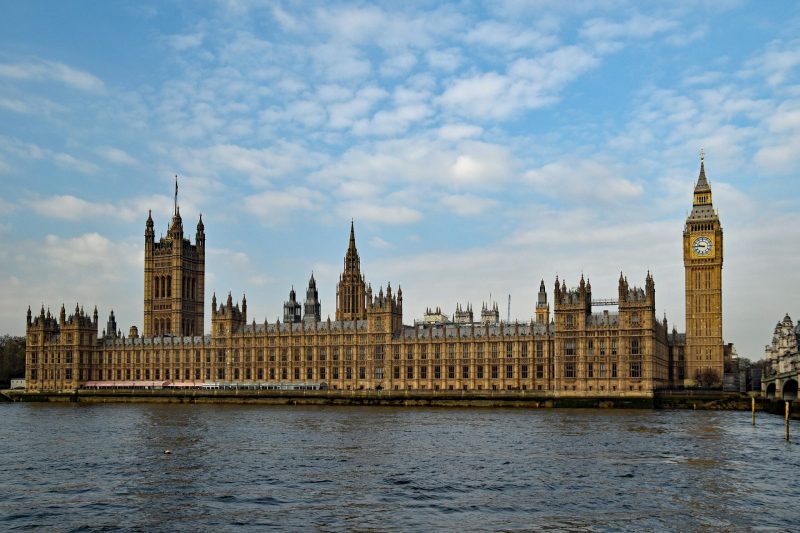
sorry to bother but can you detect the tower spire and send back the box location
[695,149,710,193]
[174,174,179,216]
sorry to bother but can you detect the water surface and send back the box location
[1,404,797,532]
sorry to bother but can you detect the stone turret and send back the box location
[283,287,301,323]
[367,282,403,334]
[303,273,321,322]
[212,291,246,336]
[536,279,549,325]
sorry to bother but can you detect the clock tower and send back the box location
[683,151,724,387]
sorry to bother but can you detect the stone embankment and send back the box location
[6,388,797,416]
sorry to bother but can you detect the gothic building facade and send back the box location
[23,158,725,395]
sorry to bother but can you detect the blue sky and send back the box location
[1,0,799,360]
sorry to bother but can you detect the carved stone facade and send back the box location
[24,158,725,396]
[761,314,800,400]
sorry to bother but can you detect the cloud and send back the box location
[740,38,800,87]
[0,59,104,91]
[0,95,67,115]
[43,232,120,266]
[426,48,462,72]
[352,101,432,136]
[0,137,98,174]
[441,194,498,216]
[524,159,643,204]
[580,14,678,43]
[27,195,115,221]
[337,201,422,225]
[310,136,515,191]
[438,123,483,140]
[244,187,325,226]
[327,85,388,129]
[465,21,557,51]
[173,142,327,185]
[369,236,392,249]
[96,146,138,166]
[439,45,598,119]
[755,102,800,173]
[380,52,417,77]
[24,194,176,223]
[0,196,15,212]
[166,32,205,51]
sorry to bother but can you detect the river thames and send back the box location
[1,404,797,532]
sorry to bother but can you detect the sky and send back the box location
[1,0,798,360]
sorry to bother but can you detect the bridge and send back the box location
[763,370,799,401]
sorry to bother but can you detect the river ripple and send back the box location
[0,404,797,532]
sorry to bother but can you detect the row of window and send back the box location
[32,362,644,383]
[562,362,641,379]
[564,338,641,356]
[38,363,547,383]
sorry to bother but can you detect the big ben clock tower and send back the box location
[683,150,724,387]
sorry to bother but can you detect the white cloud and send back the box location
[23,193,179,223]
[465,21,557,51]
[380,52,417,77]
[524,159,643,204]
[740,39,800,87]
[440,46,598,119]
[43,233,120,266]
[0,137,98,174]
[426,48,462,72]
[311,43,372,81]
[96,146,138,166]
[438,123,483,140]
[369,236,392,249]
[0,59,104,92]
[580,14,678,43]
[173,142,327,185]
[244,187,325,226]
[309,136,515,191]
[442,194,498,216]
[0,196,15,212]
[166,32,205,51]
[0,95,67,115]
[352,101,431,136]
[27,195,114,221]
[337,201,422,225]
[328,85,388,129]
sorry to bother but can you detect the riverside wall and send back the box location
[5,388,793,414]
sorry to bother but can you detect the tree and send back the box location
[0,335,25,388]
[694,367,721,389]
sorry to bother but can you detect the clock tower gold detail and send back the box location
[683,151,724,387]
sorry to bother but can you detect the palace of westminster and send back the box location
[23,157,727,396]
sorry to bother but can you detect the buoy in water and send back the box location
[164,449,172,455]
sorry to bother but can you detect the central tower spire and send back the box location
[336,221,367,321]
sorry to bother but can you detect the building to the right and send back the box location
[761,314,800,400]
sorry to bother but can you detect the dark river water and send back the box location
[1,404,798,532]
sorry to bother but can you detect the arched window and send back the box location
[154,276,159,298]
[166,319,171,334]
[160,276,166,298]
[167,276,172,297]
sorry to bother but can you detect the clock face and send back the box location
[692,236,713,256]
